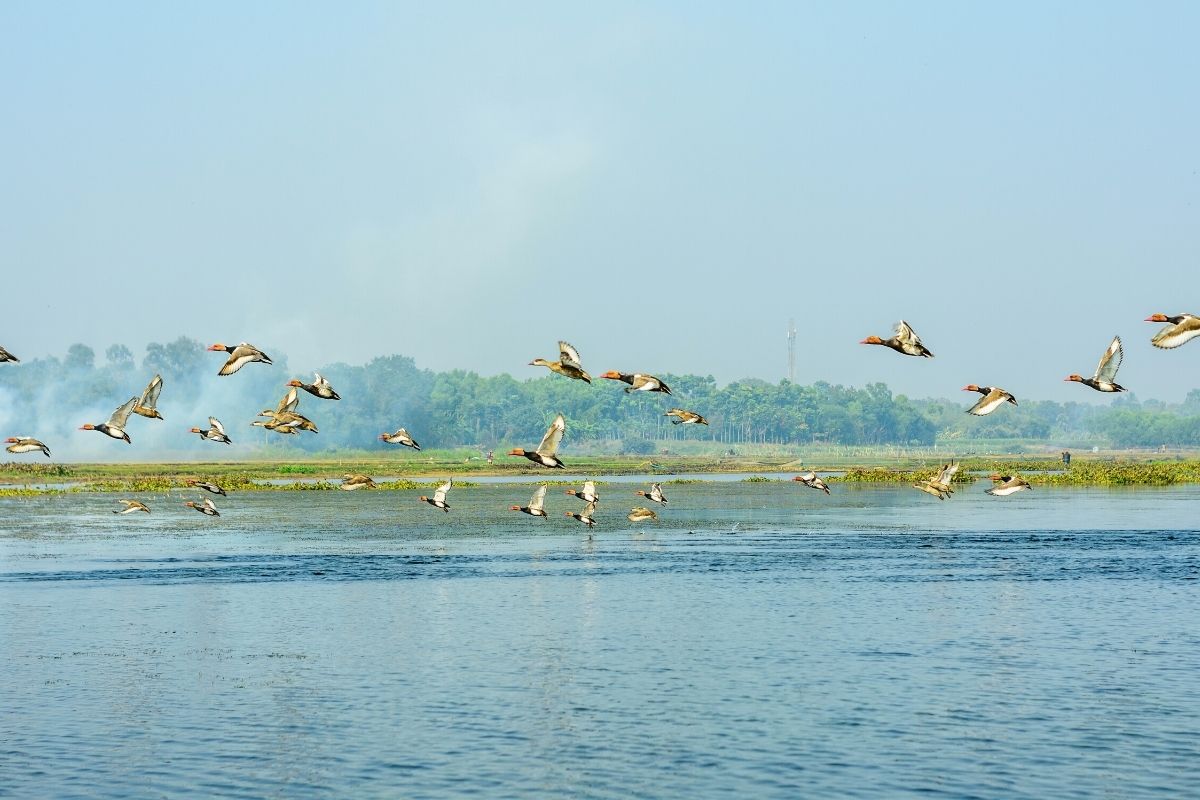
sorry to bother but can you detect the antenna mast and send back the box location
[787,318,797,382]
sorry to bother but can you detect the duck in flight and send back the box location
[530,341,592,383]
[80,397,138,443]
[380,428,421,450]
[1066,337,1126,393]
[628,507,658,523]
[420,479,453,512]
[635,483,667,505]
[565,480,599,504]
[185,497,220,516]
[792,471,830,495]
[508,414,566,468]
[986,474,1032,496]
[600,372,672,394]
[341,473,377,490]
[512,485,549,517]
[113,500,150,514]
[190,417,232,444]
[186,479,227,496]
[209,342,273,376]
[914,462,959,500]
[132,374,164,420]
[566,500,597,529]
[962,385,1018,416]
[1145,313,1200,350]
[664,409,708,425]
[288,373,341,400]
[5,436,51,458]
[861,320,933,358]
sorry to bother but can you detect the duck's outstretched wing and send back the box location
[558,341,583,369]
[277,386,300,414]
[536,414,566,457]
[108,397,138,428]
[433,479,452,504]
[1094,337,1123,383]
[140,374,163,408]
[895,320,922,345]
[529,485,547,513]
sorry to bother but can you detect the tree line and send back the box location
[0,338,1197,454]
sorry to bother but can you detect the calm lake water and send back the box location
[2,482,1198,799]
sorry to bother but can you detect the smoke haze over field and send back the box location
[2,4,1199,404]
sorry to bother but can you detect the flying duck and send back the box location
[80,397,138,443]
[627,507,658,523]
[599,371,672,394]
[664,409,709,425]
[1066,337,1126,393]
[861,320,933,358]
[265,412,318,434]
[635,483,667,505]
[132,374,164,420]
[914,462,959,500]
[792,471,830,495]
[512,485,548,517]
[379,428,421,450]
[0,346,19,363]
[565,480,599,504]
[184,497,220,516]
[209,342,273,376]
[5,436,50,457]
[420,479,453,512]
[530,341,592,383]
[986,474,1032,496]
[1146,313,1200,350]
[341,473,377,490]
[190,417,232,444]
[508,414,566,468]
[186,479,227,496]
[113,499,150,514]
[962,385,1018,416]
[288,373,340,400]
[565,500,597,528]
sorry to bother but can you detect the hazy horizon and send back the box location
[4,3,1198,402]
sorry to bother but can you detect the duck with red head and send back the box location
[511,486,548,517]
[5,436,51,457]
[792,471,830,495]
[508,414,566,468]
[961,385,1018,416]
[80,397,137,443]
[599,371,672,394]
[208,342,273,376]
[1066,337,1126,393]
[420,479,452,512]
[1145,313,1200,350]
[860,320,933,358]
[288,372,340,400]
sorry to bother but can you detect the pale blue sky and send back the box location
[3,2,1197,401]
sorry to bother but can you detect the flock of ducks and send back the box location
[1,312,1198,522]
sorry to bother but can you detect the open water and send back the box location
[1,481,1198,798]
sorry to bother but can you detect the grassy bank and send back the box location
[2,454,1200,495]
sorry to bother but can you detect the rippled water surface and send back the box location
[2,482,1198,798]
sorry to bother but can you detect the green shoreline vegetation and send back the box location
[3,452,1200,496]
